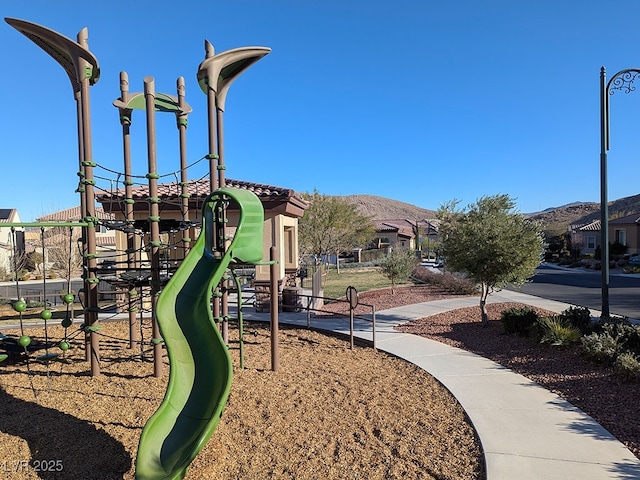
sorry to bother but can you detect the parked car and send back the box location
[628,256,640,267]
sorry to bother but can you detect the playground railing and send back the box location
[238,289,377,351]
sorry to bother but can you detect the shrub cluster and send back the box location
[615,353,640,383]
[411,266,477,295]
[581,318,640,382]
[500,306,640,382]
[501,305,592,343]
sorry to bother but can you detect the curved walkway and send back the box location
[243,290,640,480]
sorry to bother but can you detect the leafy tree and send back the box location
[380,248,419,293]
[299,190,375,269]
[437,194,544,327]
[34,227,83,279]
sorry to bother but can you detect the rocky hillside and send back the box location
[528,193,640,236]
[338,194,436,221]
[336,193,640,237]
[528,202,601,236]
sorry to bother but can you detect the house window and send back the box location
[615,229,627,246]
[587,236,596,249]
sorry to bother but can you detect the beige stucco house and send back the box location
[569,219,600,256]
[372,219,439,253]
[0,208,23,275]
[570,214,640,257]
[609,214,640,255]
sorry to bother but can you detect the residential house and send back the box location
[609,214,640,255]
[569,219,600,256]
[569,213,640,257]
[36,205,117,262]
[0,208,23,276]
[372,219,439,254]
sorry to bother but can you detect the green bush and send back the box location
[593,319,640,355]
[581,331,620,365]
[559,306,593,334]
[501,307,539,336]
[614,352,640,383]
[604,321,640,355]
[537,316,581,346]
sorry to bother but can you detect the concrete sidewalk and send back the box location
[240,289,640,480]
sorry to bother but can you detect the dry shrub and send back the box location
[412,266,477,295]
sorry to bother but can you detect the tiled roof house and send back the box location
[569,219,600,255]
[373,219,439,251]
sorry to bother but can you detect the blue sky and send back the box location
[2,1,640,221]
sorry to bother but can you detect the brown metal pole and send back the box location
[74,89,92,364]
[204,42,219,194]
[6,19,101,375]
[77,28,100,377]
[270,246,279,372]
[349,307,354,350]
[201,42,222,328]
[216,100,230,344]
[118,71,140,351]
[144,77,163,378]
[216,107,226,189]
[176,77,191,257]
[74,90,86,240]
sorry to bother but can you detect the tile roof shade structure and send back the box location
[36,205,115,222]
[95,178,308,233]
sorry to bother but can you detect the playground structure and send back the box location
[136,187,264,479]
[1,16,307,480]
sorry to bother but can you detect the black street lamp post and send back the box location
[599,66,640,319]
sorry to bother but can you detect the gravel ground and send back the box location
[362,287,640,460]
[326,285,640,460]
[0,288,484,480]
[0,283,636,479]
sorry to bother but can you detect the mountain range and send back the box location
[337,195,436,222]
[338,193,640,237]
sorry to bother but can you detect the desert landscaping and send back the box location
[0,284,638,479]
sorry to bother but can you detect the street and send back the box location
[507,264,640,319]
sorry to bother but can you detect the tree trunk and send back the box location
[479,282,489,327]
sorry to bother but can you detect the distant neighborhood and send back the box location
[5,191,640,282]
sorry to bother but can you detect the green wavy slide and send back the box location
[136,187,264,480]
